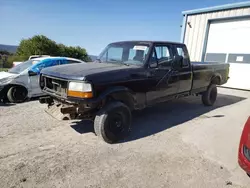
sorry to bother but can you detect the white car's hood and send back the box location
[0,71,17,80]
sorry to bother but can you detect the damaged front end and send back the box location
[39,96,98,120]
[39,75,99,121]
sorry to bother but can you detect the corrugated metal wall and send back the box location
[184,7,250,61]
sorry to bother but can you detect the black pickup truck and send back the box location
[39,41,229,143]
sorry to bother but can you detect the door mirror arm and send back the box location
[149,62,158,68]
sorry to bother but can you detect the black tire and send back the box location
[202,84,217,106]
[94,101,132,144]
[7,86,28,103]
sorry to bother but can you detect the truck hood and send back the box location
[0,71,17,80]
[41,62,145,82]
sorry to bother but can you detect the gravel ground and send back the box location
[0,88,250,188]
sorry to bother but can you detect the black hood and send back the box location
[41,62,145,83]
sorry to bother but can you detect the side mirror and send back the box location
[149,61,158,68]
[173,56,183,70]
[28,70,38,76]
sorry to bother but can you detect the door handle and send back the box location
[148,73,154,78]
[147,71,155,78]
[172,70,179,74]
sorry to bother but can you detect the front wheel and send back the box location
[94,101,132,144]
[202,84,217,106]
[7,86,28,103]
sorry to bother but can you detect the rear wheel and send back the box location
[202,84,217,106]
[94,101,132,144]
[7,86,28,103]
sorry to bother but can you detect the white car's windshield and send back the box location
[8,60,40,74]
[97,42,150,66]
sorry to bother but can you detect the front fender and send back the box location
[96,86,147,110]
[57,86,146,110]
[97,86,133,100]
[97,86,135,109]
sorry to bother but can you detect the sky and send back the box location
[0,0,245,55]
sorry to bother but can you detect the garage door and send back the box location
[205,18,250,90]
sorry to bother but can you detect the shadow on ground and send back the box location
[70,94,246,142]
[70,120,94,134]
[0,103,16,107]
[0,96,41,107]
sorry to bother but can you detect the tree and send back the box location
[0,50,12,56]
[0,51,13,68]
[16,35,91,62]
[16,35,59,56]
[5,55,27,68]
[61,46,91,61]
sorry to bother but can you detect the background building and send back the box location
[181,1,250,90]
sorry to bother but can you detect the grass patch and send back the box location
[0,68,9,72]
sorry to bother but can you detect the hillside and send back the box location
[89,55,98,61]
[0,44,18,53]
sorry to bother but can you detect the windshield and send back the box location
[97,42,150,66]
[8,60,40,74]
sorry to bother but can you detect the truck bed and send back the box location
[191,61,229,91]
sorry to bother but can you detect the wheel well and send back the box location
[211,76,221,85]
[2,84,28,95]
[106,92,134,110]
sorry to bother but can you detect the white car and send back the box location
[12,55,50,67]
[12,61,23,67]
[28,55,50,60]
[0,57,86,103]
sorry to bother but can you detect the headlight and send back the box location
[67,81,93,98]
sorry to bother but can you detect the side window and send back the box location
[149,45,172,67]
[38,60,60,70]
[176,46,189,67]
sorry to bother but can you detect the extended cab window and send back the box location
[175,45,189,67]
[149,45,173,67]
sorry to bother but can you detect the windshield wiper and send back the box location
[109,59,130,66]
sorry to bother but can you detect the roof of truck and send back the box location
[109,40,184,45]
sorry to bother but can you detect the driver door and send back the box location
[146,44,180,104]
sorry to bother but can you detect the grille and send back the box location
[41,75,68,98]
